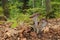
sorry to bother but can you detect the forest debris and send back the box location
[0,18,60,40]
[4,22,13,28]
[5,28,18,37]
[30,32,37,37]
[21,38,27,40]
[41,27,50,33]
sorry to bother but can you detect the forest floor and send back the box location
[0,18,60,40]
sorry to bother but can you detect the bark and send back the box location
[1,0,9,18]
[42,0,44,6]
[45,0,51,19]
[22,0,29,14]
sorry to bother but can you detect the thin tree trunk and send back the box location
[22,0,29,14]
[1,0,9,18]
[42,0,44,6]
[33,0,35,8]
[45,0,51,19]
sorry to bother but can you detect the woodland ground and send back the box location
[0,18,60,40]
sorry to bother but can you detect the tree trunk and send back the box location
[42,0,44,6]
[1,0,9,18]
[22,0,29,14]
[45,0,51,19]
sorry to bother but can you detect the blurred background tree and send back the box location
[0,0,60,21]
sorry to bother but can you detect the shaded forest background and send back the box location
[0,0,60,28]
